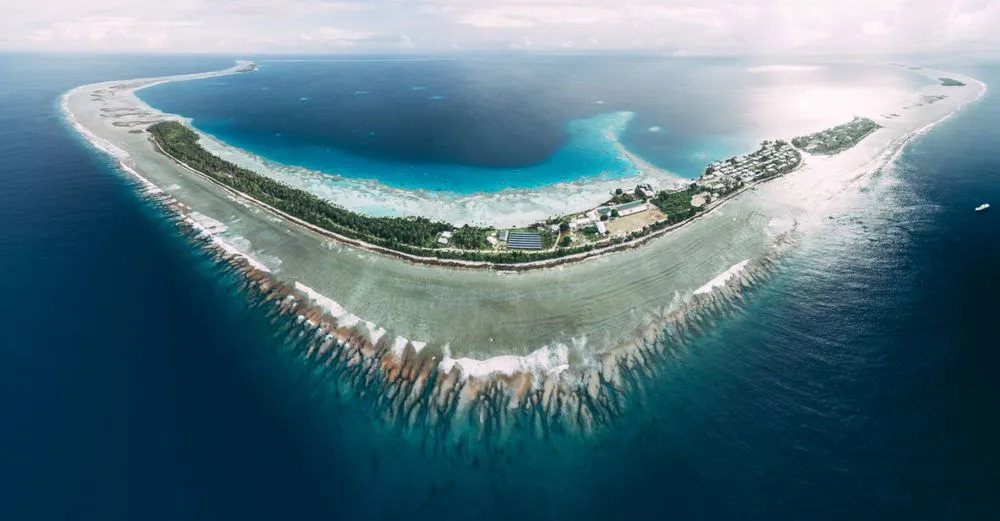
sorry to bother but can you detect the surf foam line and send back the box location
[66,84,799,445]
[694,260,751,295]
[146,69,981,447]
[62,72,817,447]
[885,76,988,168]
[58,63,261,204]
[188,224,796,450]
[256,231,794,448]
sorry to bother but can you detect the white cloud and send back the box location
[457,6,615,28]
[225,1,368,16]
[2,0,999,54]
[862,20,892,36]
[27,16,204,50]
[301,26,375,44]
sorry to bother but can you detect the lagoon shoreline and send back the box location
[151,129,799,272]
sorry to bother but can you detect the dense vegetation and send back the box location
[653,187,704,224]
[609,188,638,204]
[791,117,881,155]
[939,77,966,87]
[448,225,492,250]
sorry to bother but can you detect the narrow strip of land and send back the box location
[147,116,879,270]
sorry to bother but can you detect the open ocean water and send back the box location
[1,53,999,520]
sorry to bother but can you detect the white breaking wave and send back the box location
[61,77,278,278]
[187,212,228,235]
[694,260,750,295]
[295,281,429,360]
[294,280,573,382]
[439,345,570,381]
[295,281,361,327]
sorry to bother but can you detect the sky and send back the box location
[3,0,999,55]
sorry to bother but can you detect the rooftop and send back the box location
[616,200,646,211]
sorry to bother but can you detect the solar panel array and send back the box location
[506,232,543,250]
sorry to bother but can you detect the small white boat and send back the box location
[975,203,990,212]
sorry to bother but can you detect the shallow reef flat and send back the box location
[62,61,985,443]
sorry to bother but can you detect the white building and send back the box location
[615,201,649,217]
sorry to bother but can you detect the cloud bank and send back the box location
[3,0,999,54]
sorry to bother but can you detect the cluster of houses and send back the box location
[564,194,654,237]
[469,189,659,252]
[791,117,881,154]
[430,142,804,254]
[699,140,800,195]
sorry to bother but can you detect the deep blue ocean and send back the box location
[1,53,999,520]
[137,57,930,192]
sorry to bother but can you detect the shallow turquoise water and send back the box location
[138,57,929,193]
